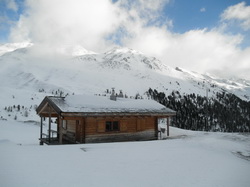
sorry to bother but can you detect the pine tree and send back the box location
[24,110,29,117]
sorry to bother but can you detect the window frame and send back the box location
[105,121,120,132]
[62,120,67,130]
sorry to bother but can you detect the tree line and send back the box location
[147,88,250,132]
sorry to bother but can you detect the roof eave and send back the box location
[61,111,176,117]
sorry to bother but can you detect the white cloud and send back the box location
[10,0,172,51]
[221,2,250,31]
[200,8,206,12]
[10,0,123,52]
[8,0,250,79]
[122,26,249,78]
[10,15,30,42]
[116,0,171,28]
[5,0,18,12]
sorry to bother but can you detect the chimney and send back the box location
[118,90,124,98]
[110,88,116,101]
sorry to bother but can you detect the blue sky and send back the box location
[165,0,239,32]
[0,0,24,43]
[0,0,250,79]
[164,0,250,48]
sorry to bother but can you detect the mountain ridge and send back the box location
[0,43,250,98]
[0,43,250,126]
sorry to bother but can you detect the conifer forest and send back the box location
[147,88,250,132]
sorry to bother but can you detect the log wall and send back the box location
[62,116,159,143]
[66,120,76,132]
[84,116,157,143]
[85,130,155,143]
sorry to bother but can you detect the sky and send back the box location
[0,0,250,79]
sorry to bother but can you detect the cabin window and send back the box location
[106,121,119,131]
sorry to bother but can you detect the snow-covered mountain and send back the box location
[0,43,250,122]
[0,42,32,56]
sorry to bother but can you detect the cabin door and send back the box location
[76,120,81,143]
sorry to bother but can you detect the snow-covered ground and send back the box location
[1,43,250,187]
[0,120,249,187]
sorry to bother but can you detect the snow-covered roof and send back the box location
[45,95,175,116]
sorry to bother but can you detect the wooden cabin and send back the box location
[36,94,176,145]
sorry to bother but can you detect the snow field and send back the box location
[0,120,250,187]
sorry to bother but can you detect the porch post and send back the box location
[59,118,63,144]
[40,117,43,145]
[57,117,59,139]
[155,117,158,139]
[83,117,86,144]
[48,106,51,143]
[167,117,170,137]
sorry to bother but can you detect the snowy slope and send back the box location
[1,43,249,98]
[0,42,32,56]
[0,43,250,122]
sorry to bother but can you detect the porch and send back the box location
[39,129,78,145]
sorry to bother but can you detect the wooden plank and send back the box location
[67,120,76,132]
[167,117,170,136]
[63,132,76,143]
[85,117,97,135]
[120,120,127,132]
[37,102,48,115]
[145,117,152,129]
[63,116,83,120]
[38,113,59,117]
[97,120,105,132]
[136,118,145,131]
[61,112,176,117]
[126,117,137,132]
[83,117,86,143]
[40,117,43,145]
[85,130,156,143]
[48,105,51,143]
[154,117,158,138]
[79,118,84,143]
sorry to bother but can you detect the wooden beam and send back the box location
[167,117,170,137]
[48,105,51,143]
[62,116,83,120]
[39,113,59,118]
[83,117,86,143]
[56,117,59,139]
[61,112,176,118]
[59,117,63,144]
[40,117,43,145]
[37,102,48,115]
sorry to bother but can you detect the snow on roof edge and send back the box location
[47,94,176,114]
